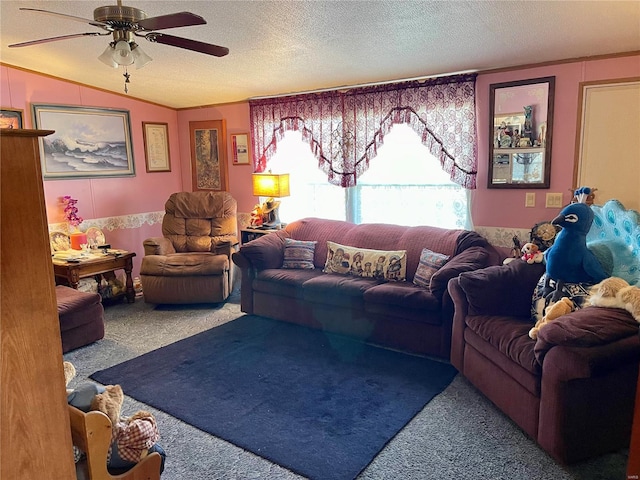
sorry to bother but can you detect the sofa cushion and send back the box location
[303,274,380,308]
[323,241,407,281]
[253,268,323,299]
[465,314,540,376]
[458,260,546,317]
[282,238,317,270]
[364,281,441,311]
[413,248,449,288]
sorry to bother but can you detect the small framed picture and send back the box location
[0,107,24,129]
[231,133,251,166]
[142,122,171,172]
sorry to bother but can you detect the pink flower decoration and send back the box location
[62,195,83,227]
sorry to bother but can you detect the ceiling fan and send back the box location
[9,1,229,92]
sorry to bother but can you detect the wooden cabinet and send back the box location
[1,130,76,479]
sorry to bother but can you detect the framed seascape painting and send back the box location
[189,119,228,191]
[32,104,135,180]
[0,107,24,129]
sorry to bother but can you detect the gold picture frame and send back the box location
[32,103,135,180]
[0,107,24,129]
[189,119,228,191]
[142,122,171,172]
[231,133,251,166]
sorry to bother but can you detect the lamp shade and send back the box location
[252,173,290,198]
[113,40,134,66]
[131,43,152,69]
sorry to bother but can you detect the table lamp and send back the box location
[252,172,290,228]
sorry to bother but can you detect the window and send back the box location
[266,124,471,229]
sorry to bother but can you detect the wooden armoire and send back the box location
[1,129,76,479]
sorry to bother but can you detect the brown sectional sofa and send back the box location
[232,217,499,358]
[449,259,640,463]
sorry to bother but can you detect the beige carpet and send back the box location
[64,288,628,480]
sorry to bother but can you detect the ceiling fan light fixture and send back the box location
[113,40,134,66]
[131,43,152,69]
[98,44,118,68]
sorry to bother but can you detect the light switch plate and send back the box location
[525,192,535,207]
[546,193,563,208]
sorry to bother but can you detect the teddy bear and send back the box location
[529,296,575,339]
[521,242,544,264]
[588,276,630,308]
[617,285,640,323]
[64,361,166,473]
[587,276,640,323]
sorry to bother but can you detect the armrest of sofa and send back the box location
[456,259,545,317]
[430,246,491,300]
[534,305,640,366]
[143,237,176,256]
[542,335,640,381]
[233,232,287,271]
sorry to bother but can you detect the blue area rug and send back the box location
[91,315,456,480]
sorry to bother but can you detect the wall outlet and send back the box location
[546,193,563,208]
[525,192,535,208]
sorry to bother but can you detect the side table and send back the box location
[52,251,137,303]
[240,227,280,244]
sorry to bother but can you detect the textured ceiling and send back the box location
[1,0,639,109]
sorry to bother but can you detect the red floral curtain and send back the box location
[249,73,477,188]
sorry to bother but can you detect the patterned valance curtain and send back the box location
[249,73,478,188]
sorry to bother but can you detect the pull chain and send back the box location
[123,67,130,94]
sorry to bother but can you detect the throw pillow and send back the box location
[413,248,450,288]
[282,238,317,269]
[323,241,407,282]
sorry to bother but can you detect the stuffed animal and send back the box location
[588,276,640,323]
[521,242,544,264]
[64,361,166,472]
[529,296,575,339]
[617,285,640,323]
[589,276,630,308]
[542,187,609,302]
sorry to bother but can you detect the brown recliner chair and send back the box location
[140,191,238,304]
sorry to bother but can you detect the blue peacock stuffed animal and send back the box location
[542,187,609,302]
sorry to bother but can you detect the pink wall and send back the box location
[1,65,183,275]
[2,52,639,279]
[176,103,255,213]
[473,54,640,228]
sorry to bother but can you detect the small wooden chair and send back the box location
[68,405,162,480]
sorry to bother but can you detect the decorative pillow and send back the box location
[282,238,317,269]
[323,241,407,282]
[413,248,450,288]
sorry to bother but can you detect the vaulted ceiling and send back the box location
[1,1,639,109]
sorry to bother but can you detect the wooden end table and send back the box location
[52,251,136,303]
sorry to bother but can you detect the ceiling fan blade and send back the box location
[9,32,108,48]
[18,8,107,28]
[146,33,229,57]
[137,12,206,31]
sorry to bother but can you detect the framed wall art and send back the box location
[142,122,171,172]
[0,107,24,129]
[31,104,135,180]
[189,119,228,191]
[230,132,251,165]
